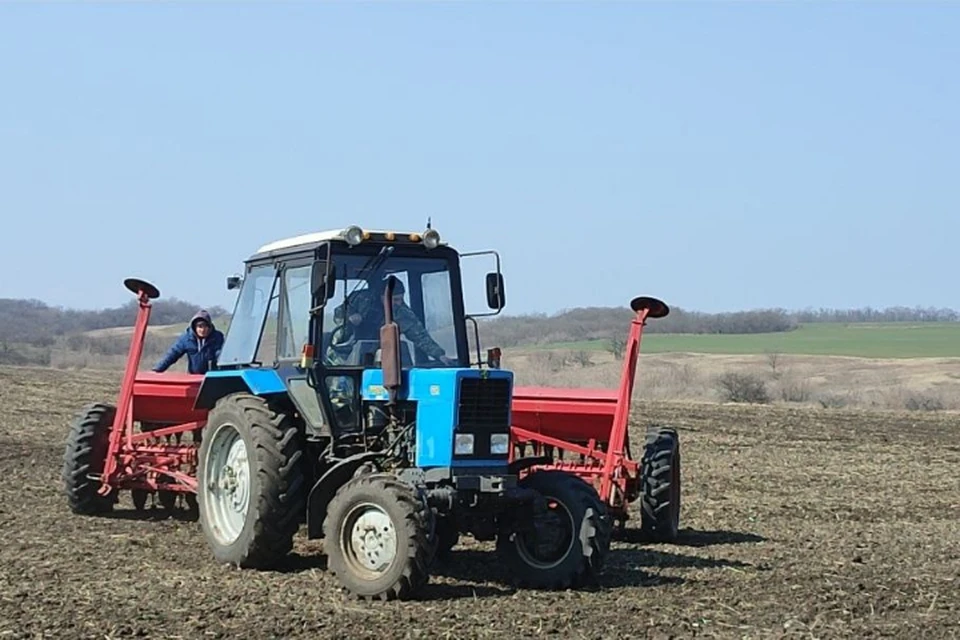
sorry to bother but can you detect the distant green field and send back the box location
[527,322,960,359]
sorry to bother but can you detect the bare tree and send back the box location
[766,351,782,380]
[609,336,626,360]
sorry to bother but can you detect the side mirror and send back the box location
[485,272,505,310]
[311,260,335,300]
[227,275,243,290]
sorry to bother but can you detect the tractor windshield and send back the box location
[321,252,461,368]
[218,263,278,366]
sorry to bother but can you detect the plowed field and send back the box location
[1,366,958,638]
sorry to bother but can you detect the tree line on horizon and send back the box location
[472,304,960,349]
[0,296,956,352]
[0,298,229,346]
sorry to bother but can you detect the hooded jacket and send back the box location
[153,310,225,374]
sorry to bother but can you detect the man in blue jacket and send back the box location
[153,310,224,374]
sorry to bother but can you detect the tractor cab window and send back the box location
[420,269,457,358]
[219,264,278,366]
[321,252,460,368]
[278,264,313,359]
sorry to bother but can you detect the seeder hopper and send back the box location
[510,295,680,541]
[62,225,680,601]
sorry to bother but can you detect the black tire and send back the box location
[132,488,149,511]
[434,516,460,555]
[197,393,305,569]
[639,426,681,542]
[62,403,116,515]
[497,470,611,589]
[324,473,433,601]
[158,489,177,511]
[425,514,459,564]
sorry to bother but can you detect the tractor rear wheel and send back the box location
[639,426,681,542]
[497,470,610,589]
[62,403,116,515]
[324,473,433,601]
[197,393,305,569]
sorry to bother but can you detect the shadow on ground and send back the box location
[99,506,199,523]
[418,581,515,601]
[617,527,767,547]
[426,527,766,592]
[276,552,328,573]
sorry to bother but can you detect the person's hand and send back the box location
[348,313,362,325]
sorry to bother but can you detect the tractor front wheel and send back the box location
[61,403,116,515]
[197,393,305,568]
[497,470,611,589]
[639,426,681,542]
[324,473,433,601]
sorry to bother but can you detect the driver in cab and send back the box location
[327,275,455,366]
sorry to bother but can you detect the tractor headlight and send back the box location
[490,433,509,455]
[423,228,441,250]
[343,225,364,246]
[454,433,474,455]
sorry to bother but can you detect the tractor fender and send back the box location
[508,455,553,476]
[193,369,287,410]
[306,451,385,539]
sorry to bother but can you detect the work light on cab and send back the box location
[423,228,441,249]
[342,225,364,246]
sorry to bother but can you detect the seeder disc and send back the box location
[124,278,161,300]
[630,296,669,318]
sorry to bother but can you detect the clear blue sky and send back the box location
[1,2,957,317]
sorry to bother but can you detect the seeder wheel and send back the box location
[132,489,149,511]
[639,425,681,542]
[433,516,460,558]
[158,490,177,511]
[62,403,116,515]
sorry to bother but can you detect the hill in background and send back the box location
[0,298,228,367]
[473,304,960,352]
[2,295,959,412]
[1,294,958,368]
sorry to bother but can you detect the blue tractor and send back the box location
[192,225,611,600]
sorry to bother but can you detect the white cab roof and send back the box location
[254,228,425,255]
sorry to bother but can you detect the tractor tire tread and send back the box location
[499,471,611,590]
[324,473,432,601]
[639,425,681,542]
[199,393,306,569]
[61,402,115,515]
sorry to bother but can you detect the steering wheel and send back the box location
[327,322,359,357]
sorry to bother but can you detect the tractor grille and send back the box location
[457,377,510,431]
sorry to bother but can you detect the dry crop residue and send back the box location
[1,366,958,638]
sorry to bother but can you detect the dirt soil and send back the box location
[1,365,958,639]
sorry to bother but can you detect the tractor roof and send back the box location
[250,227,443,260]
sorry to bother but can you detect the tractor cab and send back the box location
[201,225,507,441]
